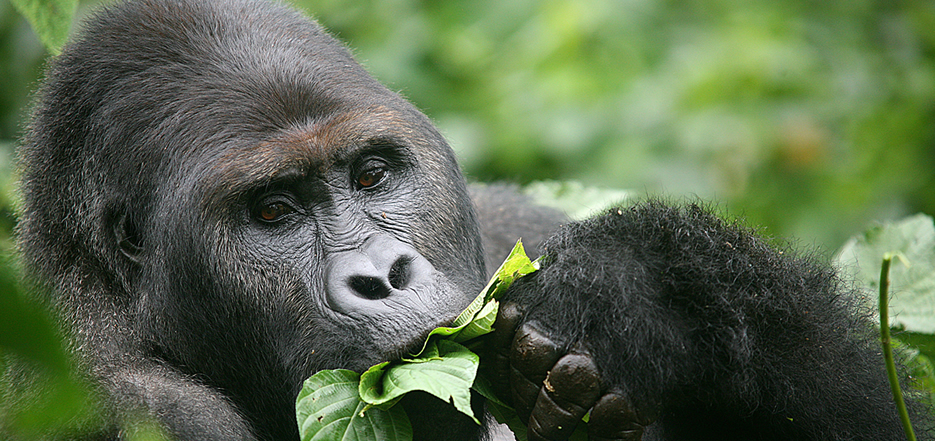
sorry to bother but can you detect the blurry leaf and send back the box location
[296,369,412,441]
[900,332,935,363]
[120,414,172,441]
[0,355,104,439]
[523,180,631,221]
[892,337,935,409]
[834,214,935,333]
[0,267,68,372]
[0,257,106,439]
[10,0,78,55]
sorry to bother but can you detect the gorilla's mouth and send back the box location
[400,390,485,441]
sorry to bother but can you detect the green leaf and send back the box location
[296,370,412,441]
[834,214,935,333]
[359,340,480,423]
[482,239,539,302]
[10,0,78,55]
[417,240,536,349]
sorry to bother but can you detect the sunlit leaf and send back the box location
[834,214,935,333]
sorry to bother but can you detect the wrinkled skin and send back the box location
[16,0,932,440]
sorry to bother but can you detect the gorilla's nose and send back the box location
[325,235,435,313]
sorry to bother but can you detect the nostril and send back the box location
[348,275,392,300]
[388,256,412,290]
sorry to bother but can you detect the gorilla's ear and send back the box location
[112,211,143,264]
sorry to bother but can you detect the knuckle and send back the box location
[509,365,542,422]
[510,322,562,381]
[588,392,654,441]
[547,353,601,407]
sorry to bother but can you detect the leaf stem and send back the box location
[879,253,917,441]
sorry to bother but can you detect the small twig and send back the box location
[879,253,917,441]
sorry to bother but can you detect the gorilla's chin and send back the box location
[400,391,487,441]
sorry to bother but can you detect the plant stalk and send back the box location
[879,253,917,441]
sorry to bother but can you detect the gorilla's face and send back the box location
[132,93,486,398]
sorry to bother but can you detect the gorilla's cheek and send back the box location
[208,226,473,370]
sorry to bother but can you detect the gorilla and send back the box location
[16,0,932,440]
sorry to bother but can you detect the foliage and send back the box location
[0,259,101,439]
[835,214,935,334]
[291,0,935,250]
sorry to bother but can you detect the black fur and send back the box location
[15,0,932,440]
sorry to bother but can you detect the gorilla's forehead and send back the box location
[198,104,437,207]
[74,0,399,139]
[69,0,452,203]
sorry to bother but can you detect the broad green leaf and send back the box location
[359,340,479,423]
[834,214,935,333]
[296,370,412,441]
[11,0,78,55]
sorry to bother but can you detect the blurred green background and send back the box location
[2,0,935,253]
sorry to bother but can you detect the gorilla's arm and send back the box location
[96,359,257,440]
[488,200,932,441]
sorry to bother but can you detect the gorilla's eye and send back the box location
[356,168,386,189]
[257,201,295,222]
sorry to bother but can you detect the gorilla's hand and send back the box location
[484,301,655,441]
[480,206,691,441]
[481,202,924,441]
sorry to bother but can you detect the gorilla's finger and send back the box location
[587,392,652,441]
[526,353,600,441]
[490,301,524,349]
[510,322,562,422]
[485,301,525,402]
[510,365,545,423]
